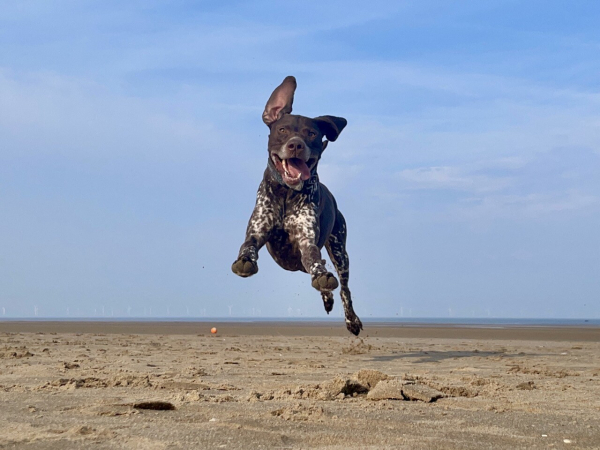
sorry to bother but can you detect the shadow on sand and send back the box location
[370,350,535,364]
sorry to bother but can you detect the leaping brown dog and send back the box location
[232,76,362,335]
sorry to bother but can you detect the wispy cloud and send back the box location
[397,165,515,193]
[455,191,599,220]
[0,69,244,161]
[391,149,600,220]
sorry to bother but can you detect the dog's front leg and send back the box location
[232,182,280,277]
[286,206,339,292]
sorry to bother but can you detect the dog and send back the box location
[231,76,362,335]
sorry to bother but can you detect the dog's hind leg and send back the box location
[325,212,363,336]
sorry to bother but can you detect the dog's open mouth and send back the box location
[272,155,315,185]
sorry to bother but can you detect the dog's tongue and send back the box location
[287,158,311,181]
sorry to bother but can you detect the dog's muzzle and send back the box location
[271,137,312,188]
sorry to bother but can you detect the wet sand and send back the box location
[2,320,599,341]
[1,321,599,449]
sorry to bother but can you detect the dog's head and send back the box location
[262,76,347,190]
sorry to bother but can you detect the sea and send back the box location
[1,317,599,327]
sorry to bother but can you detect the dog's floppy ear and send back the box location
[313,115,347,142]
[262,76,296,126]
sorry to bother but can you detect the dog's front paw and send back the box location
[345,314,363,336]
[231,257,258,278]
[311,272,338,292]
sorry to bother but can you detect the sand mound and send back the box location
[271,403,325,421]
[246,369,448,403]
[42,374,153,390]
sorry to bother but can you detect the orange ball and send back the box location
[210,327,217,334]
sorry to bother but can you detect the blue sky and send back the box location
[1,1,599,319]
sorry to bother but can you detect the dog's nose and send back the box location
[287,141,304,152]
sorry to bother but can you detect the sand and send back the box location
[1,321,599,449]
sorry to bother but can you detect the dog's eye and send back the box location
[278,127,287,133]
[308,131,316,138]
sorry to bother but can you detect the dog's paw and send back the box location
[345,314,363,336]
[231,257,258,278]
[321,292,334,314]
[311,272,339,292]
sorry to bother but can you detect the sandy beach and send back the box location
[1,321,599,449]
